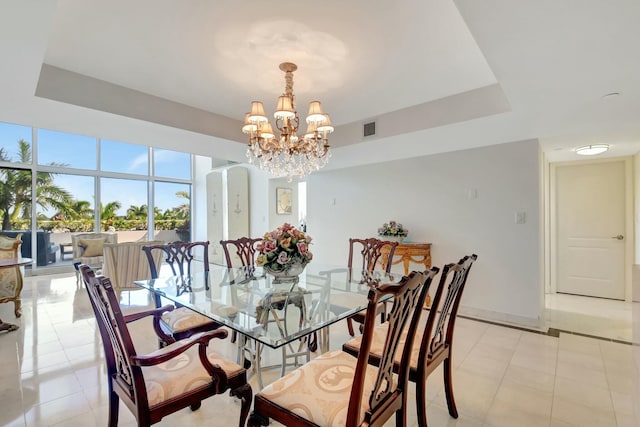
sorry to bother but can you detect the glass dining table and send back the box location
[134,263,401,386]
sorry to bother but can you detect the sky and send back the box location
[0,121,192,216]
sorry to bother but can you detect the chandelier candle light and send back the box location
[243,62,333,182]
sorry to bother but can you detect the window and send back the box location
[101,139,149,175]
[154,148,190,180]
[0,122,32,165]
[0,167,32,230]
[0,120,195,271]
[154,181,191,240]
[37,129,97,170]
[101,178,148,230]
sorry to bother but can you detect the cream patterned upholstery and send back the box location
[160,307,220,334]
[72,232,117,283]
[258,350,384,426]
[142,333,245,408]
[0,234,24,317]
[102,240,163,288]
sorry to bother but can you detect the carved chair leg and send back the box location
[231,383,253,427]
[108,390,119,427]
[416,375,428,427]
[247,411,269,427]
[14,300,21,318]
[395,400,407,427]
[347,317,356,336]
[443,357,458,418]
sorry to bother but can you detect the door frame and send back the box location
[547,156,633,301]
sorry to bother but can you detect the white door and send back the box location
[555,160,626,299]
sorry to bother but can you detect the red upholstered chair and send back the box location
[248,268,438,427]
[343,254,478,427]
[141,241,222,346]
[346,237,399,336]
[79,264,252,427]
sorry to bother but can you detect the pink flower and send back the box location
[277,251,290,265]
[297,241,308,255]
[262,240,277,253]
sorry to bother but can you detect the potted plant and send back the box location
[256,223,313,280]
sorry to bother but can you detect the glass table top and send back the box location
[134,263,401,349]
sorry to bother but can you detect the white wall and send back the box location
[306,139,542,326]
[247,165,271,237]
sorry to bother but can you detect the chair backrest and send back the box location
[141,241,210,279]
[346,269,437,426]
[71,232,118,259]
[419,254,477,361]
[0,233,21,253]
[220,237,261,268]
[0,234,22,295]
[102,240,164,288]
[347,237,399,282]
[79,264,148,408]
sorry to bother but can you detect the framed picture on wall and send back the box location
[276,187,293,215]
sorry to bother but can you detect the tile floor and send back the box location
[545,293,633,343]
[0,272,638,427]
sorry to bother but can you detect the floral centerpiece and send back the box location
[377,220,408,241]
[256,223,313,276]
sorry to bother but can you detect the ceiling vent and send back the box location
[363,121,376,137]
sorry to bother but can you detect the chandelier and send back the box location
[243,62,333,182]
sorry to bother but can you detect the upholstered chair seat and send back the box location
[142,334,246,408]
[249,270,438,427]
[256,350,383,426]
[159,308,221,335]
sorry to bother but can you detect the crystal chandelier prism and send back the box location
[243,62,333,182]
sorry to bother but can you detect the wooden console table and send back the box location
[381,242,432,305]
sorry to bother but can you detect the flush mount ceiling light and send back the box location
[243,62,333,182]
[575,144,610,156]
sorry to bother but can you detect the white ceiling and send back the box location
[1,0,639,166]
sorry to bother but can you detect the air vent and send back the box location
[363,121,376,137]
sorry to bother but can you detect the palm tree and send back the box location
[100,201,122,230]
[174,190,190,219]
[54,199,93,221]
[126,204,148,220]
[0,140,72,230]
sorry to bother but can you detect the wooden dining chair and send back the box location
[141,241,222,346]
[346,237,399,336]
[220,237,262,273]
[342,254,478,427]
[78,264,252,427]
[220,237,261,345]
[248,269,437,427]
